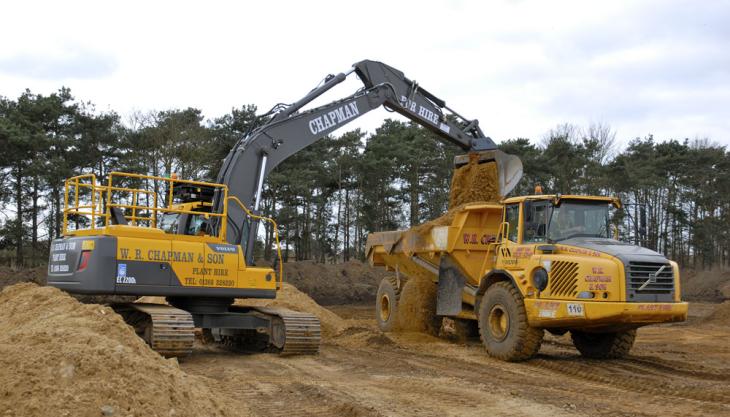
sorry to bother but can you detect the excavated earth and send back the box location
[448,157,500,209]
[2,278,730,416]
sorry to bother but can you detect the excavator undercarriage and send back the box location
[114,300,320,358]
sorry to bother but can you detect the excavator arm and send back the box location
[213,59,522,260]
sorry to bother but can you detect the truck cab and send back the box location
[497,194,683,307]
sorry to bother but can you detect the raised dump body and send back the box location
[367,203,503,319]
[366,195,688,361]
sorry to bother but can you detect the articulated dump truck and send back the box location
[366,157,688,361]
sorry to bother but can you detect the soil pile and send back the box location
[234,282,346,337]
[0,265,46,290]
[448,156,500,209]
[395,277,440,334]
[705,301,730,324]
[0,283,241,417]
[681,269,730,301]
[282,260,386,305]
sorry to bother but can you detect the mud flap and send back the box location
[437,255,466,316]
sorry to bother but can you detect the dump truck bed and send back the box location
[366,202,504,287]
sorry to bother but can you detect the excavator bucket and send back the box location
[453,150,523,198]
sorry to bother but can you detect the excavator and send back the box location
[47,59,521,357]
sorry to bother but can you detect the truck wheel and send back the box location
[478,281,544,361]
[376,277,402,332]
[571,329,636,359]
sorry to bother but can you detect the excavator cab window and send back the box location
[185,214,209,236]
[159,213,180,234]
[158,205,211,236]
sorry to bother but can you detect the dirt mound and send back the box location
[395,277,440,334]
[705,301,730,324]
[234,282,346,337]
[0,283,241,417]
[0,265,46,290]
[281,260,386,305]
[332,326,396,349]
[448,156,500,209]
[681,269,730,301]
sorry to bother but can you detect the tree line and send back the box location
[1,88,728,269]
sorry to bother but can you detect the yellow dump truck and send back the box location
[366,194,688,361]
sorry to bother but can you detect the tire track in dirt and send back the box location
[179,303,730,417]
[526,357,727,403]
[184,351,384,417]
[621,356,730,382]
[362,332,730,416]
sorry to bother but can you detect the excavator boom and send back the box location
[214,59,523,259]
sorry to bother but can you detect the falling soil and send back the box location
[0,283,241,417]
[448,155,500,209]
[411,156,500,235]
[394,277,440,334]
[234,282,346,337]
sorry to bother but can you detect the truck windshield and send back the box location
[547,200,610,242]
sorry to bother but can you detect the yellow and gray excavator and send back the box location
[47,59,521,357]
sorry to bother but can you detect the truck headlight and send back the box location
[532,268,548,292]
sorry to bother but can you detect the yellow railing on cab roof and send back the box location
[63,172,284,280]
[63,172,228,240]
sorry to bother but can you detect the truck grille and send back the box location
[627,262,674,294]
[547,261,579,297]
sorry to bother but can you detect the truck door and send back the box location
[499,202,536,271]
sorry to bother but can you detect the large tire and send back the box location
[376,277,402,332]
[478,281,544,361]
[571,329,636,359]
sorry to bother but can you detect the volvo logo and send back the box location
[638,265,667,291]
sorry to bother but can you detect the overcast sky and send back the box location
[1,0,728,147]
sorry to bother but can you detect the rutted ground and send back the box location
[180,303,730,417]
[2,274,729,416]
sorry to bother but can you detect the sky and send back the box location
[0,0,728,147]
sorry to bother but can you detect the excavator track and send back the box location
[114,303,195,358]
[251,307,321,355]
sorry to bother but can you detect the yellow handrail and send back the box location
[226,196,284,287]
[63,172,229,240]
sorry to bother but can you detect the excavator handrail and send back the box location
[226,195,284,287]
[62,172,229,239]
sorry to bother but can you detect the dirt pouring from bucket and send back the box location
[448,155,500,209]
[0,283,243,417]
